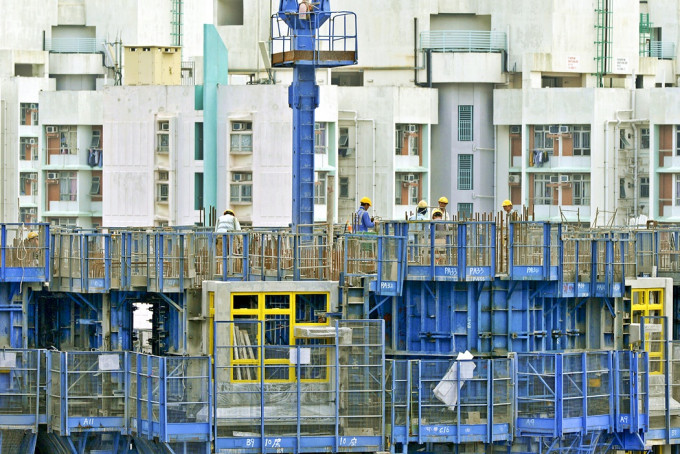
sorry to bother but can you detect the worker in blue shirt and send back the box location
[355,197,376,232]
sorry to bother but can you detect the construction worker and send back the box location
[19,231,40,267]
[431,208,443,220]
[502,199,517,218]
[437,196,451,220]
[215,209,241,233]
[409,200,429,221]
[355,197,376,232]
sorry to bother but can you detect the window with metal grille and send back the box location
[458,154,473,190]
[156,183,169,202]
[458,106,473,141]
[457,203,473,219]
[572,174,591,206]
[20,137,38,161]
[230,172,253,203]
[675,175,680,206]
[58,171,77,201]
[339,177,349,198]
[315,122,327,154]
[640,128,650,149]
[676,127,680,156]
[314,172,327,204]
[533,174,553,205]
[534,125,554,155]
[230,121,253,153]
[640,177,650,198]
[572,125,591,156]
[20,103,38,125]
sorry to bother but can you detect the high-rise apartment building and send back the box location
[1,0,679,228]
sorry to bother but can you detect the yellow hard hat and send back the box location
[417,200,427,209]
[28,231,39,240]
[224,209,235,216]
[432,209,443,217]
[502,199,513,207]
[360,197,372,206]
[438,196,449,204]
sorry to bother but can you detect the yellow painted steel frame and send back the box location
[631,288,665,374]
[230,292,330,383]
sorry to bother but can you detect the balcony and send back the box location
[647,41,675,60]
[420,31,507,53]
[44,38,104,54]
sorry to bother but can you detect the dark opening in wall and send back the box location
[217,0,244,26]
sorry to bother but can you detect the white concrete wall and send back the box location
[102,85,201,227]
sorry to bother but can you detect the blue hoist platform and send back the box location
[271,0,357,230]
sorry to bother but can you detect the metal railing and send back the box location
[420,30,507,53]
[0,223,49,282]
[0,349,40,431]
[648,41,676,59]
[44,38,105,53]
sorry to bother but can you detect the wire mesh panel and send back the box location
[669,341,680,440]
[1,224,49,282]
[165,356,211,442]
[613,350,648,436]
[516,354,557,437]
[463,222,495,281]
[635,230,656,277]
[294,226,332,280]
[343,234,378,286]
[191,232,213,287]
[509,222,547,280]
[657,228,680,274]
[0,349,40,431]
[612,231,635,294]
[63,352,126,434]
[248,231,290,280]
[83,234,110,292]
[214,232,248,281]
[129,353,161,440]
[386,360,409,446]
[129,231,149,288]
[47,351,62,434]
[214,319,384,452]
[109,233,123,289]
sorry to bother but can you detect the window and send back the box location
[457,203,473,219]
[395,124,420,155]
[409,185,419,205]
[458,154,473,190]
[195,122,204,160]
[230,121,252,153]
[157,133,169,153]
[620,129,631,150]
[156,183,169,202]
[90,130,101,148]
[640,176,650,198]
[676,175,680,206]
[230,172,253,203]
[46,126,77,155]
[640,128,650,149]
[572,125,591,156]
[458,105,473,141]
[59,171,77,201]
[49,217,76,227]
[395,125,403,155]
[20,173,38,196]
[338,128,350,157]
[195,172,204,210]
[315,122,327,154]
[339,177,349,198]
[620,178,626,199]
[533,174,553,205]
[534,125,554,155]
[229,292,329,383]
[314,172,327,204]
[20,103,38,125]
[89,176,101,195]
[19,207,37,223]
[572,174,591,206]
[158,171,169,181]
[20,137,38,161]
[676,127,680,156]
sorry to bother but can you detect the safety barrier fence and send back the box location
[45,350,211,442]
[270,11,358,68]
[213,319,384,453]
[4,222,680,289]
[0,349,40,431]
[387,357,513,448]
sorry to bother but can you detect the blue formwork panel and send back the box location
[216,436,382,453]
[387,358,513,450]
[0,224,50,283]
[611,351,650,451]
[0,349,40,432]
[346,234,405,296]
[391,280,549,355]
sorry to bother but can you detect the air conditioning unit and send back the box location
[560,174,571,183]
[407,173,416,182]
[510,125,521,134]
[46,172,58,180]
[233,122,243,131]
[29,138,36,144]
[508,175,520,184]
[406,124,418,133]
[549,125,560,134]
[159,122,170,131]
[46,126,56,134]
[28,208,36,215]
[233,173,243,182]
[550,175,559,183]
[559,125,569,133]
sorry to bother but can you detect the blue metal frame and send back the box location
[0,223,50,283]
